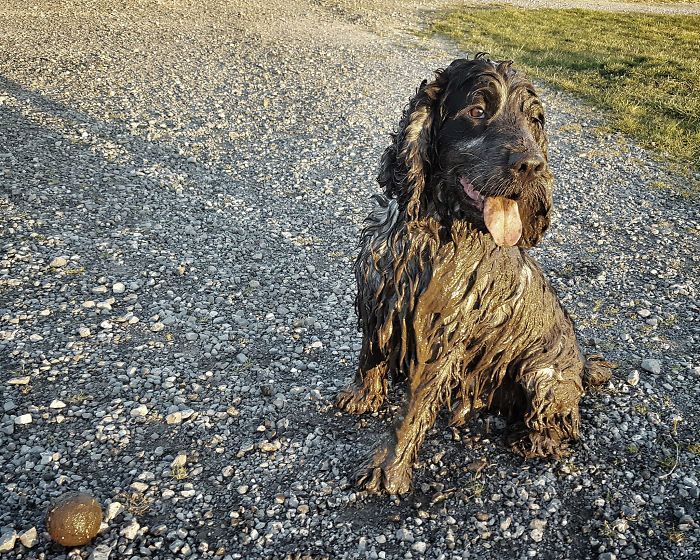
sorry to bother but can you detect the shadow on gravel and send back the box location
[0,75,378,544]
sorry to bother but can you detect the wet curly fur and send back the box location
[336,56,612,495]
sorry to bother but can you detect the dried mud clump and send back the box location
[46,492,102,546]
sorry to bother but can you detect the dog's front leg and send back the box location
[510,365,583,459]
[337,338,389,414]
[357,369,445,494]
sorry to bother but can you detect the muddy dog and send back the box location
[336,55,611,494]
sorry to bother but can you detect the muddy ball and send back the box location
[46,492,102,546]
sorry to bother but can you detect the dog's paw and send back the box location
[355,450,413,495]
[584,354,615,389]
[336,383,384,414]
[509,429,567,460]
[356,465,412,495]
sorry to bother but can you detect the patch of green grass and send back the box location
[428,5,700,187]
[621,0,699,4]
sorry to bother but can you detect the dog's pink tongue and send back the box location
[483,196,522,247]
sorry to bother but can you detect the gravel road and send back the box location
[1,0,699,559]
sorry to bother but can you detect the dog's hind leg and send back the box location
[510,364,583,459]
[336,338,389,414]
[357,371,446,494]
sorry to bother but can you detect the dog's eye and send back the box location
[531,115,544,128]
[468,107,485,119]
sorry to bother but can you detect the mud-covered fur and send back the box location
[336,56,612,495]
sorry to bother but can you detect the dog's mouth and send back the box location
[459,176,522,247]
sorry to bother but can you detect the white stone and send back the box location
[0,529,17,553]
[49,256,67,267]
[165,411,183,424]
[171,453,187,468]
[29,334,43,342]
[14,414,32,425]
[105,502,124,522]
[49,400,66,409]
[627,370,640,386]
[112,282,126,294]
[260,440,281,452]
[130,405,148,417]
[130,481,148,493]
[120,520,140,540]
[79,327,91,338]
[18,527,37,548]
[150,322,165,332]
[530,528,544,542]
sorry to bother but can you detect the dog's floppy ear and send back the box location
[378,71,448,219]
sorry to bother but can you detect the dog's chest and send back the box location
[413,228,527,319]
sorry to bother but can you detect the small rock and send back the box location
[130,481,148,493]
[89,544,113,560]
[0,529,17,553]
[14,414,32,425]
[171,453,187,468]
[121,520,140,540]
[130,405,148,417]
[105,502,124,522]
[627,370,640,386]
[49,400,67,409]
[260,440,281,452]
[185,332,198,341]
[166,411,183,424]
[395,528,413,542]
[50,256,68,268]
[412,542,427,553]
[29,334,43,342]
[151,322,165,332]
[112,282,126,294]
[18,527,38,548]
[79,327,91,338]
[637,309,651,318]
[641,359,661,374]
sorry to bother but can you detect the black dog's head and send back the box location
[378,55,553,248]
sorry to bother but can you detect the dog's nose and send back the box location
[509,152,546,179]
